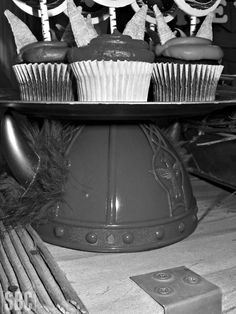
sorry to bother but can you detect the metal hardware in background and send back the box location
[184,127,236,190]
[130,266,222,314]
[182,74,236,190]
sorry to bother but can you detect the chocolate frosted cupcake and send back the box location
[5,10,74,102]
[152,6,224,102]
[67,2,154,101]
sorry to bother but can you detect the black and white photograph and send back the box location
[0,0,236,313]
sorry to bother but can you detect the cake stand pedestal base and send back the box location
[35,123,198,252]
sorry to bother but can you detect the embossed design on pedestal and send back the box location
[141,124,187,216]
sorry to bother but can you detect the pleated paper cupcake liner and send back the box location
[13,63,74,101]
[152,63,224,102]
[71,60,154,101]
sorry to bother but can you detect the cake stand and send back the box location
[1,88,236,253]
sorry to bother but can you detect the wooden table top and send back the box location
[47,176,236,314]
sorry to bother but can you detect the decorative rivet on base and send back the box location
[106,233,115,244]
[178,222,185,233]
[54,226,64,238]
[183,275,201,285]
[153,272,172,281]
[154,286,174,296]
[86,232,98,244]
[155,228,164,240]
[122,233,134,244]
[66,160,71,167]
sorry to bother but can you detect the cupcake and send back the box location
[5,10,74,102]
[67,2,155,101]
[152,5,224,102]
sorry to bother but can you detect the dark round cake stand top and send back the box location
[1,88,236,121]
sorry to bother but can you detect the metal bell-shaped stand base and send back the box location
[36,123,198,252]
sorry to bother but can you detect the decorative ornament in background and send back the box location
[71,0,109,24]
[11,0,109,24]
[92,0,135,30]
[132,0,179,23]
[173,0,222,16]
[74,0,104,13]
[12,0,67,16]
[11,0,62,41]
[93,0,134,8]
[1,113,40,189]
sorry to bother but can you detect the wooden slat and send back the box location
[0,224,88,314]
[47,176,236,313]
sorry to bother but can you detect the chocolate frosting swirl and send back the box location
[67,31,155,63]
[155,37,223,62]
[17,41,69,64]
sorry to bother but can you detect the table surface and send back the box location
[46,176,236,314]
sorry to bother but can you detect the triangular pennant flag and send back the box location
[67,0,97,47]
[196,12,214,41]
[4,10,37,53]
[153,5,175,45]
[123,5,148,40]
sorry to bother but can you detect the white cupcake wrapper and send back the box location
[13,63,74,101]
[71,60,154,101]
[152,63,224,102]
